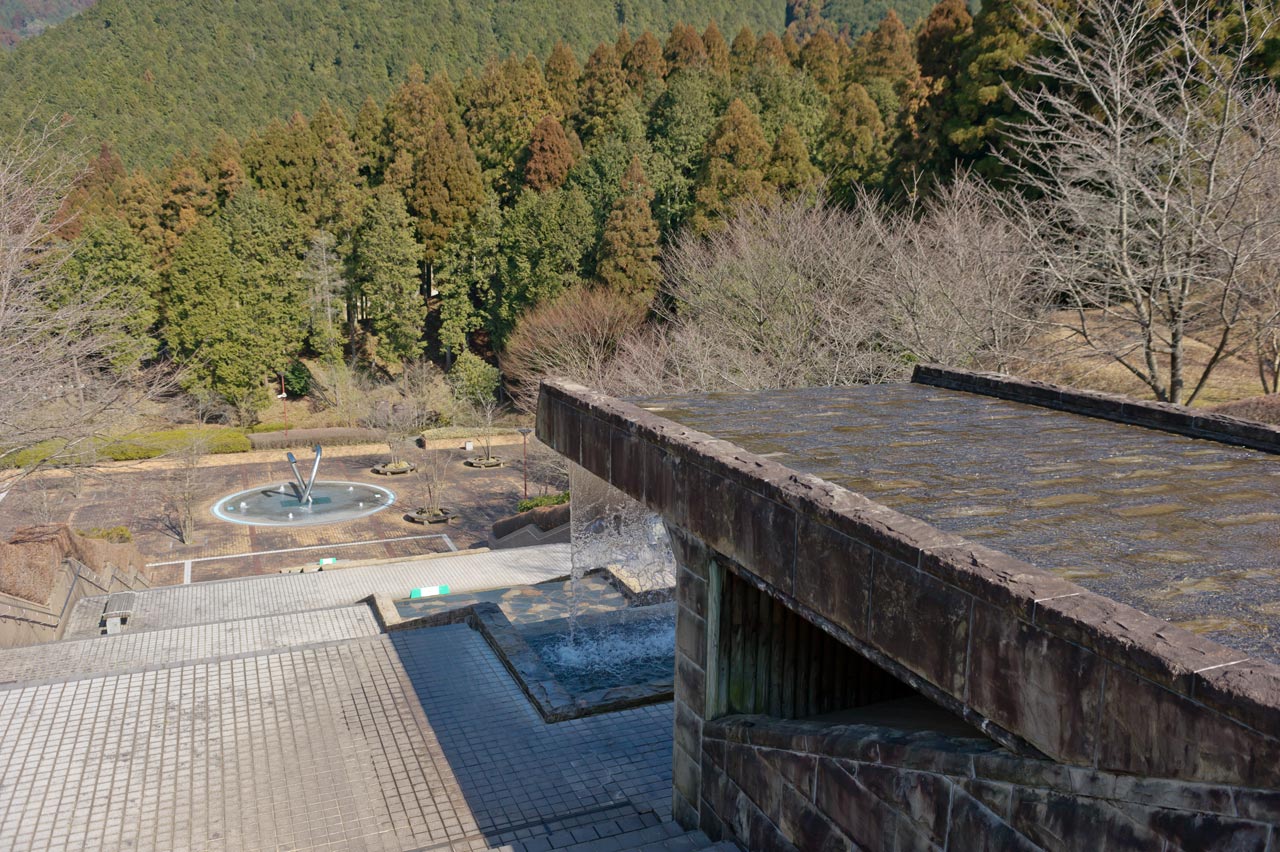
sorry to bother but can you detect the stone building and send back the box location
[537,365,1280,850]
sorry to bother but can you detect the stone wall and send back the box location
[698,714,1279,851]
[536,378,1280,850]
[912,364,1280,454]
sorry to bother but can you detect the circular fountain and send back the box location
[211,445,396,527]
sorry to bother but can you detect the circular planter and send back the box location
[372,461,416,475]
[463,456,504,469]
[406,507,458,525]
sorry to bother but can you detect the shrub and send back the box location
[517,491,570,513]
[77,526,133,543]
[96,428,251,460]
[284,360,312,397]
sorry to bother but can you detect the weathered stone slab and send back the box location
[1096,664,1280,788]
[868,560,971,696]
[794,516,873,643]
[1192,659,1280,737]
[966,601,1103,766]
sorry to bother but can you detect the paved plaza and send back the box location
[0,544,691,852]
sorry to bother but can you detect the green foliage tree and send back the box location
[492,186,594,342]
[597,154,660,307]
[663,23,708,73]
[352,188,427,366]
[447,350,500,406]
[544,41,583,119]
[57,217,160,373]
[434,193,502,355]
[576,44,630,142]
[408,119,485,266]
[301,230,348,363]
[163,191,307,422]
[465,56,556,189]
[766,123,821,196]
[623,30,667,100]
[691,98,775,232]
[702,22,731,77]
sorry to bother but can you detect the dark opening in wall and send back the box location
[715,568,913,718]
[714,568,987,740]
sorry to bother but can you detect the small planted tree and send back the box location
[407,446,458,523]
[448,351,503,466]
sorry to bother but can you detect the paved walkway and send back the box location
[0,606,379,686]
[0,623,673,852]
[64,545,571,638]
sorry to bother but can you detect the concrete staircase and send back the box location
[485,803,739,852]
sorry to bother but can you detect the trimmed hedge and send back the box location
[5,428,251,468]
[247,426,382,451]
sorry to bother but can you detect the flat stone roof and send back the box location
[635,383,1280,664]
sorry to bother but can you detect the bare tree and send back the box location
[161,435,207,545]
[501,287,647,412]
[876,177,1044,371]
[411,446,456,516]
[0,120,178,503]
[1001,0,1280,404]
[638,194,904,394]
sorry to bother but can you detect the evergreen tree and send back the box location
[800,29,846,93]
[544,41,583,119]
[852,11,919,83]
[664,23,708,72]
[916,0,973,80]
[623,31,667,100]
[702,22,731,77]
[730,27,758,77]
[493,186,594,342]
[352,188,427,366]
[598,154,660,306]
[117,172,167,258]
[576,44,630,142]
[353,95,388,180]
[754,32,790,68]
[308,101,366,239]
[301,230,348,363]
[385,65,458,190]
[435,193,502,356]
[206,133,246,205]
[409,119,485,265]
[466,55,557,187]
[649,69,723,230]
[159,164,216,260]
[614,27,634,62]
[523,115,577,192]
[766,123,821,196]
[819,81,886,194]
[163,191,307,420]
[691,98,775,233]
[58,217,160,373]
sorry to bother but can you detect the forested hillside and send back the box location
[0,0,91,46]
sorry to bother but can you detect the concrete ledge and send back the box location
[537,379,1280,788]
[911,363,1280,453]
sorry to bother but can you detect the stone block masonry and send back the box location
[537,375,1280,851]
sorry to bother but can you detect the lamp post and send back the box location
[517,427,533,499]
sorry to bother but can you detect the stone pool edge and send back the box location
[365,594,674,722]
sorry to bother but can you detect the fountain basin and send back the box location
[212,481,395,526]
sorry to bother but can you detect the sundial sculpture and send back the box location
[211,445,397,526]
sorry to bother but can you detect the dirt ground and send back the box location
[0,437,562,584]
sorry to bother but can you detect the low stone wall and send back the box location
[0,557,151,648]
[536,377,1280,847]
[912,363,1280,453]
[699,714,1279,851]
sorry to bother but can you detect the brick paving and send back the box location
[2,448,538,581]
[63,545,571,638]
[0,621,675,852]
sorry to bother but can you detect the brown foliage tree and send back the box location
[522,115,577,192]
[598,155,661,306]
